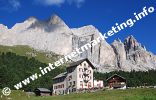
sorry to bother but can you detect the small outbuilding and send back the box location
[107,74,127,90]
[34,88,52,96]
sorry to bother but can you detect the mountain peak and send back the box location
[48,14,66,26]
[25,17,38,24]
[27,16,37,21]
[125,35,134,40]
[124,35,138,44]
[116,38,122,43]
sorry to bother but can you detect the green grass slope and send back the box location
[0,45,61,63]
[1,88,156,100]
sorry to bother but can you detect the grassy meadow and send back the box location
[0,45,60,63]
[1,88,156,100]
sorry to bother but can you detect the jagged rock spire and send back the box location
[124,35,142,52]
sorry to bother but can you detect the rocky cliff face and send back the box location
[0,15,156,72]
[71,26,117,72]
[109,35,156,72]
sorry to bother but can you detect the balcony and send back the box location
[111,82,126,88]
[84,67,88,71]
[83,72,89,76]
[83,77,90,83]
[84,80,89,83]
[83,70,90,76]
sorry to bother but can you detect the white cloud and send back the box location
[34,0,85,8]
[67,0,85,8]
[0,0,20,12]
[9,0,21,10]
[34,0,65,6]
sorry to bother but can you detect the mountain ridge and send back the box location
[0,14,156,73]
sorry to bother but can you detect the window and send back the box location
[63,90,64,94]
[62,84,64,88]
[84,63,86,66]
[97,83,101,87]
[80,74,84,78]
[85,83,87,86]
[69,75,72,81]
[88,82,91,88]
[73,81,76,86]
[68,68,74,73]
[79,74,81,78]
[80,81,83,86]
[79,68,82,72]
[90,76,92,79]
[79,68,83,72]
[89,70,91,74]
[72,88,76,92]
[70,82,72,86]
[87,70,91,74]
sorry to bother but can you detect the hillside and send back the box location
[1,88,156,100]
[0,45,61,64]
[0,52,65,90]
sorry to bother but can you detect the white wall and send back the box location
[94,80,104,88]
[76,61,94,89]
[53,79,66,95]
[53,60,95,95]
[66,66,77,93]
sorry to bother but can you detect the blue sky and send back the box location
[0,0,156,54]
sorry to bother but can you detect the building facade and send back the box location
[53,59,103,95]
[107,74,127,90]
[93,80,104,89]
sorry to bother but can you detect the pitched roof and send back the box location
[106,74,126,81]
[67,58,95,69]
[52,72,67,79]
[52,59,95,80]
[35,88,51,92]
